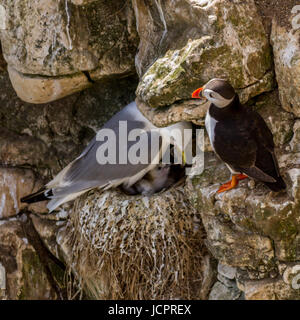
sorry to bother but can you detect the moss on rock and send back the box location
[136,0,273,111]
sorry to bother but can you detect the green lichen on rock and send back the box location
[47,259,66,291]
[136,0,273,109]
[19,249,55,300]
[137,38,209,108]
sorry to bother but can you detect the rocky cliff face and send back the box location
[0,0,299,300]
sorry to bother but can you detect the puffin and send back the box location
[191,78,286,193]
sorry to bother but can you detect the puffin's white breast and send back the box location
[205,110,218,151]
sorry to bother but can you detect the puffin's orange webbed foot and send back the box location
[217,174,248,193]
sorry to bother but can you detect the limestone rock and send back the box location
[208,281,241,300]
[30,214,68,263]
[189,148,300,265]
[0,264,5,302]
[252,90,294,146]
[191,139,300,300]
[218,263,237,280]
[0,128,57,170]
[244,277,300,300]
[199,254,217,300]
[282,263,300,290]
[55,223,75,269]
[0,219,57,299]
[1,0,138,77]
[135,0,273,112]
[0,0,138,102]
[70,0,97,5]
[136,97,209,127]
[217,273,237,288]
[271,17,300,117]
[290,120,300,152]
[286,168,300,207]
[0,167,47,219]
[201,205,275,268]
[0,71,138,177]
[8,66,91,104]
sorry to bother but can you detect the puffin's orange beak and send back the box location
[192,87,204,99]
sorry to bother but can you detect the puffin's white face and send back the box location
[202,88,234,108]
[192,78,236,108]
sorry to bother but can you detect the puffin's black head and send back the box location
[192,78,236,108]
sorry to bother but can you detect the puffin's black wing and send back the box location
[250,110,280,176]
[213,110,256,168]
[244,109,286,191]
[214,106,285,189]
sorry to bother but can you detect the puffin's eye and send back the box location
[209,92,214,98]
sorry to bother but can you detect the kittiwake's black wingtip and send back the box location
[20,187,52,204]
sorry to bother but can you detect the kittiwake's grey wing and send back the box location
[46,131,161,211]
[52,130,160,193]
[21,101,192,212]
[47,102,161,200]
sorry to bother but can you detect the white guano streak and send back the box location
[65,0,73,50]
[0,5,6,30]
[0,194,5,219]
[155,0,167,46]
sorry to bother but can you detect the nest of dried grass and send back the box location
[66,186,207,299]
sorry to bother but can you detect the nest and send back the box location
[66,186,207,299]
